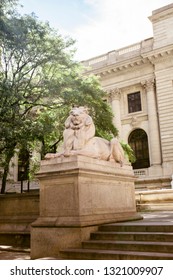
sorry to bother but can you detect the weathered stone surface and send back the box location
[136,189,173,211]
[31,156,140,259]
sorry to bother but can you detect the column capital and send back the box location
[108,88,121,102]
[141,78,155,91]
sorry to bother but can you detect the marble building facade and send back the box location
[82,4,173,189]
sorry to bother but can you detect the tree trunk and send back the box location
[1,165,9,194]
[41,138,45,160]
[0,148,15,194]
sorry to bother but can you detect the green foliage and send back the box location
[0,6,117,192]
[0,0,18,11]
[120,141,136,163]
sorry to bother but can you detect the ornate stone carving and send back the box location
[45,106,125,165]
[130,116,139,127]
[108,88,121,102]
[141,78,155,91]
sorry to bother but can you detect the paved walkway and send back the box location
[0,246,30,260]
[0,211,173,260]
[125,211,173,224]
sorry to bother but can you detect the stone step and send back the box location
[82,240,173,253]
[60,218,173,260]
[99,223,173,232]
[60,248,173,260]
[137,204,173,211]
[91,231,173,242]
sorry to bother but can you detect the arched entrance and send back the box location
[128,129,150,169]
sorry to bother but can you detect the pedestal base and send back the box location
[31,155,141,259]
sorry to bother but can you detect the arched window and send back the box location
[128,129,150,169]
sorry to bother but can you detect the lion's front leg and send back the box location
[109,138,125,166]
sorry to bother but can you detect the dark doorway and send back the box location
[128,129,150,169]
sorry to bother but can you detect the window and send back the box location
[128,129,150,169]
[128,91,141,113]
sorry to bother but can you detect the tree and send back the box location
[0,7,117,193]
[0,0,18,10]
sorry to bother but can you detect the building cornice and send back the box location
[143,47,173,64]
[149,4,173,23]
[82,43,173,77]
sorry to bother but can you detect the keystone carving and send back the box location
[130,116,139,127]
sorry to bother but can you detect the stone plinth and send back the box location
[136,189,173,211]
[31,155,140,259]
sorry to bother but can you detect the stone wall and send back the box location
[0,192,39,233]
[0,192,39,247]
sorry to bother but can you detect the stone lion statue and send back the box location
[45,106,125,166]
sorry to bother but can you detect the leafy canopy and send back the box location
[0,2,118,192]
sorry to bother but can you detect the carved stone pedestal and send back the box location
[31,155,141,259]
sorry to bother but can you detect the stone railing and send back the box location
[88,55,107,66]
[134,169,148,177]
[82,38,153,69]
[118,43,141,55]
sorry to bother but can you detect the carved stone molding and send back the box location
[108,88,121,102]
[141,78,155,91]
[130,116,140,128]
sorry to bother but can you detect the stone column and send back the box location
[109,88,122,138]
[142,78,162,167]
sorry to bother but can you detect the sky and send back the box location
[18,0,173,61]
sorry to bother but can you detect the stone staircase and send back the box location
[60,219,173,260]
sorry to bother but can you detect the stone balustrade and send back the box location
[82,38,153,68]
